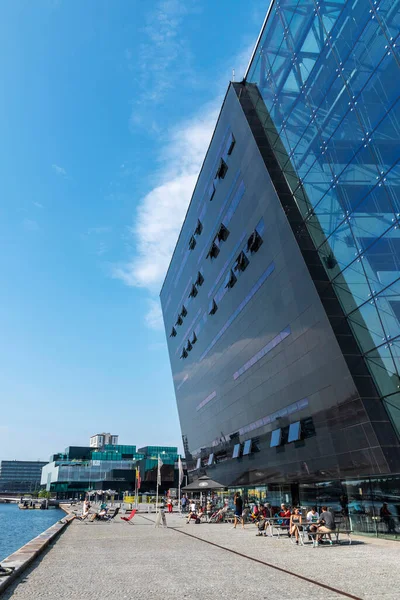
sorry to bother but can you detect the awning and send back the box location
[182,475,226,491]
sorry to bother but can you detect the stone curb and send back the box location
[0,514,75,596]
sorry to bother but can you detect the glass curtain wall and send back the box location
[246,0,400,435]
[300,475,400,537]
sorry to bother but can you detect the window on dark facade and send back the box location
[194,219,203,236]
[170,327,177,337]
[189,284,198,298]
[217,223,229,242]
[225,269,237,289]
[208,182,216,201]
[206,242,220,260]
[196,271,204,286]
[188,235,196,250]
[227,133,236,155]
[288,421,301,443]
[209,299,218,315]
[247,230,263,253]
[270,428,282,447]
[181,305,187,317]
[234,250,249,272]
[216,158,228,180]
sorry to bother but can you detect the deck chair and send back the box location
[106,507,120,523]
[121,509,137,524]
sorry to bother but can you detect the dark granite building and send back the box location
[161,0,400,536]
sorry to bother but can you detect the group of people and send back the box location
[181,494,201,514]
[252,502,335,546]
[77,498,110,521]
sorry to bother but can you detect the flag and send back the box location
[178,456,184,486]
[136,466,141,490]
[157,455,163,487]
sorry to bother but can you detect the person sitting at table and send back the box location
[255,504,267,535]
[251,503,259,522]
[316,506,335,545]
[306,506,319,540]
[279,503,291,528]
[289,507,303,544]
[256,503,274,536]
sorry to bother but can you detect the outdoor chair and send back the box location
[105,507,120,523]
[121,508,137,524]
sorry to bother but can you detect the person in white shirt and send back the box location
[186,500,199,524]
[306,506,319,540]
[306,507,319,523]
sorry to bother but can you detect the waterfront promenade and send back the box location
[2,513,399,599]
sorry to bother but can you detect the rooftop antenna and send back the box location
[232,68,235,82]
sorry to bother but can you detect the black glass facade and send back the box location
[160,0,400,537]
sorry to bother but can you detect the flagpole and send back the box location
[136,466,140,509]
[178,456,182,515]
[156,455,159,514]
[134,468,138,509]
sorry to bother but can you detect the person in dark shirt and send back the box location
[317,506,335,545]
[380,503,396,534]
[233,492,244,529]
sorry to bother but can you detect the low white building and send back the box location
[89,433,119,450]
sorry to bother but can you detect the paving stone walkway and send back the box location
[2,513,399,599]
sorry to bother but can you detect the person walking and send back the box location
[233,492,244,529]
[167,496,173,513]
[380,503,396,534]
[181,494,187,513]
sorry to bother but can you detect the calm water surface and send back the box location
[0,503,64,562]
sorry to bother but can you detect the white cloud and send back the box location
[113,102,218,297]
[145,299,165,330]
[52,164,67,177]
[115,24,260,328]
[127,0,200,128]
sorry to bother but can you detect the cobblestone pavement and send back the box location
[3,513,399,599]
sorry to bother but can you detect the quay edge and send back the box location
[0,513,75,595]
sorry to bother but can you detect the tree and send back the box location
[38,490,51,499]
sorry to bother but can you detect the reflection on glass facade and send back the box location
[161,0,400,538]
[41,444,181,497]
[245,0,400,435]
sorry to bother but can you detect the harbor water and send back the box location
[0,503,64,562]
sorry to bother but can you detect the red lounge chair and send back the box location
[121,509,137,524]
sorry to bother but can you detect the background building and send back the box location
[90,433,119,450]
[0,460,47,494]
[41,435,182,498]
[161,0,400,536]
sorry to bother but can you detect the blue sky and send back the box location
[0,0,267,461]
